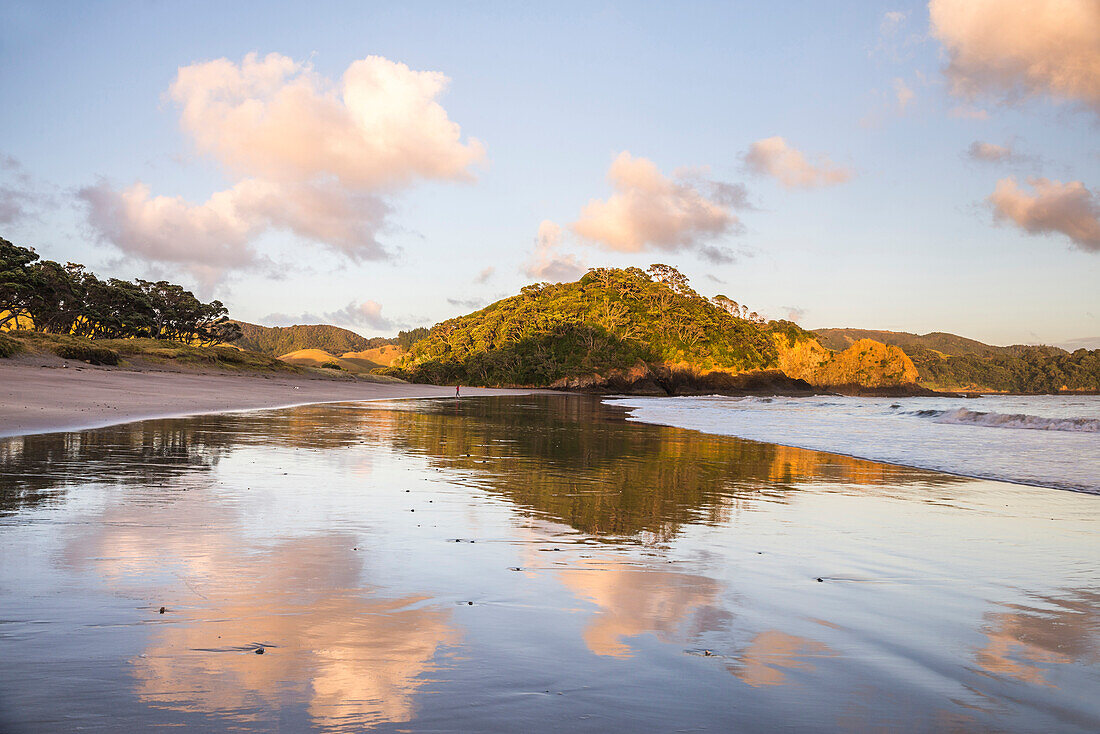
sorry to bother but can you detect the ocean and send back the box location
[607,394,1100,495]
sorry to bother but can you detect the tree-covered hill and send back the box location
[391,265,918,391]
[908,345,1100,392]
[232,321,429,358]
[813,328,1002,357]
[232,322,374,357]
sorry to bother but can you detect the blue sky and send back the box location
[1,0,1098,346]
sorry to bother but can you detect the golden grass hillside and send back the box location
[342,345,405,367]
[277,349,404,382]
[1,330,301,373]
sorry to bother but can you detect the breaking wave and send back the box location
[922,408,1100,433]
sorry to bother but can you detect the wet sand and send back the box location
[0,395,1096,732]
[0,360,538,438]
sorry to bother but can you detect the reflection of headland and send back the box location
[1,396,963,538]
[378,395,965,539]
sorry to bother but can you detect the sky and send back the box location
[1,0,1098,347]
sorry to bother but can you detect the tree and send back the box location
[25,260,82,334]
[711,295,740,318]
[0,238,41,328]
[647,264,698,298]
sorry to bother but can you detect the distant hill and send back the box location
[233,321,375,357]
[1060,337,1100,352]
[813,328,1005,357]
[390,266,918,392]
[233,321,428,358]
[813,328,1100,392]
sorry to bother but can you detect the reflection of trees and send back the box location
[2,395,963,540]
[0,422,228,515]
[0,409,384,515]
[974,590,1100,686]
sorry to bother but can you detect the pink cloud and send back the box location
[524,220,586,282]
[930,0,1100,115]
[169,53,484,188]
[743,137,852,189]
[571,152,739,253]
[83,53,483,281]
[988,177,1100,252]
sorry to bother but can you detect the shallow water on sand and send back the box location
[0,395,1097,732]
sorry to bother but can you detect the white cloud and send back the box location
[446,297,487,310]
[873,10,924,62]
[264,299,394,331]
[474,266,494,283]
[524,220,586,282]
[968,141,1014,163]
[0,155,50,225]
[988,177,1100,253]
[781,305,806,323]
[881,10,907,34]
[949,105,989,120]
[966,140,1040,168]
[570,152,741,254]
[930,0,1100,116]
[79,180,259,275]
[82,53,484,280]
[743,137,853,189]
[893,77,915,110]
[324,299,393,330]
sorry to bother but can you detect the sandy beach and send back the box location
[0,358,538,438]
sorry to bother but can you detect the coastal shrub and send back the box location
[53,344,119,365]
[214,347,246,364]
[0,333,22,358]
[321,361,344,370]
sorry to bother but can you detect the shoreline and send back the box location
[0,360,543,439]
[606,395,1099,497]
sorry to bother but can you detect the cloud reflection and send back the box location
[67,499,458,730]
[974,591,1100,686]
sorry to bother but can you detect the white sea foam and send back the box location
[928,408,1100,433]
[606,395,1100,494]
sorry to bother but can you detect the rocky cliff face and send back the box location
[549,362,816,396]
[775,337,919,388]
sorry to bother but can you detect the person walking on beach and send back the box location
[455,385,460,398]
